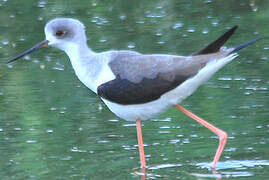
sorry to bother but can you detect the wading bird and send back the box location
[8,18,262,169]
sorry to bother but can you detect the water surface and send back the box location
[0,0,269,179]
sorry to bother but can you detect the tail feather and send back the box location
[193,26,238,55]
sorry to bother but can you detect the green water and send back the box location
[0,0,269,179]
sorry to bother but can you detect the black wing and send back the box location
[97,73,191,105]
[97,54,204,105]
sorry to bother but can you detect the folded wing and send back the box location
[97,26,240,105]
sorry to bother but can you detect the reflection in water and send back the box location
[194,160,269,179]
[191,169,224,180]
[132,167,147,180]
[212,169,222,180]
[137,166,223,180]
[191,170,253,179]
[136,159,269,179]
[140,167,146,180]
[197,160,269,170]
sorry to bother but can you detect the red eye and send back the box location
[56,30,64,36]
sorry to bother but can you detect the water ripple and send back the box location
[191,171,253,178]
[149,163,182,170]
[197,160,269,170]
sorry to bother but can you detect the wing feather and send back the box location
[97,54,208,105]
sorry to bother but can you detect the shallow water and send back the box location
[0,0,269,179]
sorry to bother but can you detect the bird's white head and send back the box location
[7,18,88,63]
[45,18,87,51]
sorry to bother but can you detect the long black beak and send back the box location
[7,40,49,64]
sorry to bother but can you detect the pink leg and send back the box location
[136,118,146,168]
[174,104,227,169]
[140,167,147,180]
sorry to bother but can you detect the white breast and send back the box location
[93,53,116,92]
[68,50,116,93]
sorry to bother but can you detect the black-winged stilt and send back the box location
[8,18,262,170]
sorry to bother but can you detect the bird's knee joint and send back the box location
[219,131,228,142]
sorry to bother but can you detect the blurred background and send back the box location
[0,0,268,179]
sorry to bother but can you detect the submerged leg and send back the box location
[174,104,227,169]
[136,118,146,168]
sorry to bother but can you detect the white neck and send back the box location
[64,43,100,93]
